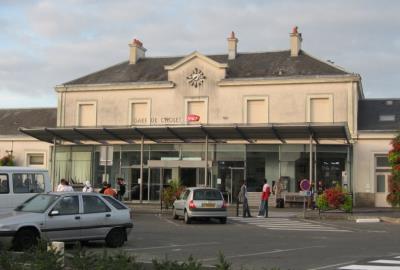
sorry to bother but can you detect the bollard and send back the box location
[48,241,64,267]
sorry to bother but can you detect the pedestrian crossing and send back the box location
[229,217,351,232]
[338,256,400,269]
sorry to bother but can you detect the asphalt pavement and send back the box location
[80,207,400,270]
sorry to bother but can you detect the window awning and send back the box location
[19,123,351,144]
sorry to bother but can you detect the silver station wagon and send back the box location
[173,187,227,224]
[0,192,133,250]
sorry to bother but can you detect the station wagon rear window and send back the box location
[102,195,128,210]
[193,189,223,201]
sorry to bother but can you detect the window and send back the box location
[83,195,110,213]
[16,194,59,213]
[379,115,395,122]
[102,196,128,210]
[0,174,9,194]
[186,98,207,124]
[12,173,45,193]
[376,155,390,168]
[245,98,268,124]
[376,175,386,192]
[193,189,223,200]
[130,101,150,125]
[78,103,96,126]
[53,196,79,215]
[307,96,333,122]
[27,153,45,167]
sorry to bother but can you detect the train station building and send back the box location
[18,28,399,207]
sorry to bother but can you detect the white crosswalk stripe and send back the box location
[229,217,351,232]
[339,257,400,269]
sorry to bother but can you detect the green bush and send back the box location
[342,193,353,213]
[152,255,202,270]
[316,194,329,211]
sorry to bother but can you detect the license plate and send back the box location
[202,203,215,208]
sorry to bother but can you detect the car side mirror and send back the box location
[49,210,60,216]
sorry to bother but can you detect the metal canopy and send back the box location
[19,123,351,144]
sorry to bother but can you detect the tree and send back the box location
[387,134,400,207]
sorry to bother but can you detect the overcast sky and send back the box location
[1,0,399,108]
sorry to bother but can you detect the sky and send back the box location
[0,0,399,108]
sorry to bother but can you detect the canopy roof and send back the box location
[20,123,351,145]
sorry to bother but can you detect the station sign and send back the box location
[186,114,200,122]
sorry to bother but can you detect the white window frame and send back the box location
[184,97,209,124]
[25,151,47,168]
[128,99,151,125]
[76,101,97,127]
[243,96,269,124]
[306,94,334,123]
[371,153,391,193]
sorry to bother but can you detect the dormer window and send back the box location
[379,115,395,122]
[385,100,393,106]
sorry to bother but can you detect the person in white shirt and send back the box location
[82,181,93,193]
[56,179,74,192]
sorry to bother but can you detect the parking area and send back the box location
[79,213,400,270]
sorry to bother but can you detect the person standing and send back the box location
[82,181,93,192]
[274,177,284,208]
[104,183,117,198]
[117,178,126,201]
[258,179,271,217]
[239,180,251,218]
[56,179,68,192]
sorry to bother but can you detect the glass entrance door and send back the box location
[131,168,148,200]
[375,173,391,207]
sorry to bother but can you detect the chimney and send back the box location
[290,26,302,57]
[227,31,238,60]
[129,38,146,64]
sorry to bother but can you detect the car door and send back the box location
[174,190,190,216]
[44,195,81,241]
[80,195,112,239]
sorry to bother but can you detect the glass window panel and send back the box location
[13,173,45,193]
[28,154,44,165]
[0,174,9,194]
[376,175,386,192]
[376,156,390,168]
[53,196,79,215]
[83,195,110,213]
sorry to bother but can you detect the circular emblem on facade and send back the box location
[186,68,206,88]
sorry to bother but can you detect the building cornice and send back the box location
[357,130,398,139]
[218,74,360,87]
[55,81,175,92]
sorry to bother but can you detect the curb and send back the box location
[380,216,400,224]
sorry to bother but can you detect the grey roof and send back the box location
[0,108,57,136]
[358,99,400,131]
[64,50,350,85]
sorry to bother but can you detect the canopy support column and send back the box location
[205,135,208,187]
[309,135,313,193]
[52,138,57,190]
[140,136,144,204]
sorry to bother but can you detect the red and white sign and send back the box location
[186,114,200,122]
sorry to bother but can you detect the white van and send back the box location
[0,167,52,213]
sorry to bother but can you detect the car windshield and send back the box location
[193,189,223,201]
[15,194,60,213]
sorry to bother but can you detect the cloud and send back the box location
[0,0,399,108]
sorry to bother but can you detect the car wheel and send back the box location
[13,228,38,251]
[172,207,179,220]
[184,210,191,224]
[105,228,125,248]
[220,217,227,224]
